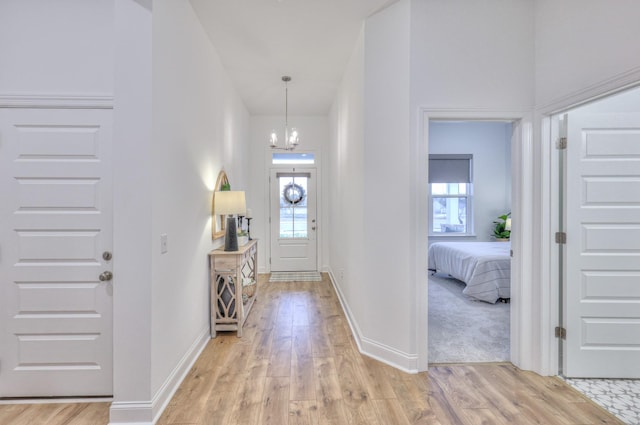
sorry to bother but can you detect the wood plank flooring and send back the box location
[0,273,624,425]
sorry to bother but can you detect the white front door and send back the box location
[270,168,317,271]
[564,111,640,378]
[0,108,113,397]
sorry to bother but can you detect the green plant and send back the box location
[493,213,511,239]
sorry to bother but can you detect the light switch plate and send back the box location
[160,233,168,254]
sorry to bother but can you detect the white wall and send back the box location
[328,26,366,348]
[362,0,415,367]
[149,0,250,403]
[0,0,114,94]
[410,0,534,111]
[534,0,640,110]
[248,115,329,273]
[428,121,512,243]
[112,1,154,419]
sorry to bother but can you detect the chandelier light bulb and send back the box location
[289,128,299,146]
[270,130,278,146]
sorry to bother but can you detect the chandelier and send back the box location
[269,76,299,151]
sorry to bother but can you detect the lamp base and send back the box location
[224,216,238,251]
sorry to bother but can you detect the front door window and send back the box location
[279,176,308,239]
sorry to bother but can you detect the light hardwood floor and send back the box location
[0,273,624,425]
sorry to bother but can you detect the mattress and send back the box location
[428,241,511,303]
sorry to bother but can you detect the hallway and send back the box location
[0,274,623,424]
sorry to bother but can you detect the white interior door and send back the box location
[0,108,113,397]
[564,110,640,378]
[270,168,317,271]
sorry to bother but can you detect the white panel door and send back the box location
[0,108,113,397]
[270,169,317,271]
[564,111,640,378]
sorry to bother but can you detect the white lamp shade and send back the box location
[214,191,246,215]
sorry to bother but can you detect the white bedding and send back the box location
[428,242,511,303]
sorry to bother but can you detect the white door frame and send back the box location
[539,67,640,377]
[269,168,318,271]
[0,96,114,398]
[264,149,321,273]
[543,80,640,377]
[418,108,534,372]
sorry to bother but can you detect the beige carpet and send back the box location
[429,273,510,363]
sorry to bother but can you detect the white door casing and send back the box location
[0,108,113,397]
[564,111,640,378]
[269,168,317,271]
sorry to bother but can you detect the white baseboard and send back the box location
[108,401,154,425]
[109,327,210,425]
[326,268,418,373]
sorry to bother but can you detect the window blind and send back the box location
[428,154,472,183]
[276,172,311,179]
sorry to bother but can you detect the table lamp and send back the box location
[214,191,246,251]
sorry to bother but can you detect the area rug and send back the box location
[269,272,323,282]
[429,273,510,363]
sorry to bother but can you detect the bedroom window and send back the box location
[429,154,473,235]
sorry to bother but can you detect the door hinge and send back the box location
[555,231,566,244]
[556,137,567,150]
[555,326,566,339]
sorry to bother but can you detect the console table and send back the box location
[209,239,257,337]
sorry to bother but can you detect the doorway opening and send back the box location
[427,119,514,364]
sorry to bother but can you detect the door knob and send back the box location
[99,271,113,282]
[103,251,113,261]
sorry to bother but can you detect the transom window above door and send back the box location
[272,152,315,165]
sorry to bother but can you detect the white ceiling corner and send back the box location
[189,0,397,116]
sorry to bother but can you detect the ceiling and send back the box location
[189,0,397,116]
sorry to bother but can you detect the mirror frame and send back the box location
[211,170,230,239]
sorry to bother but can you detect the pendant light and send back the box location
[269,76,299,151]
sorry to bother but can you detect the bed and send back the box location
[428,241,511,303]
